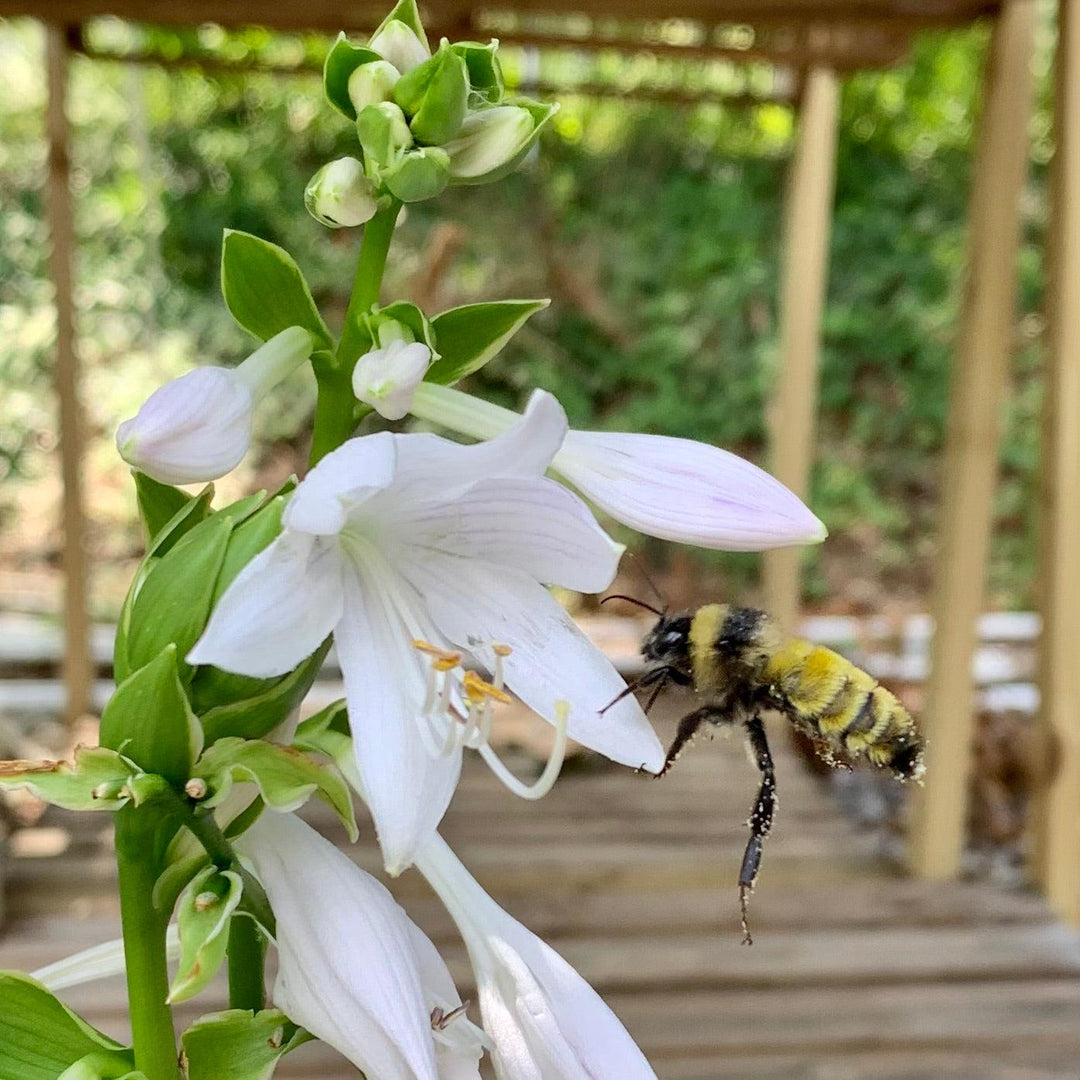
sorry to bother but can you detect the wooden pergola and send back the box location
[5,0,1080,924]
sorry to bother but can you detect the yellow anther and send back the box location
[412,640,462,670]
[462,669,512,705]
[492,643,512,657]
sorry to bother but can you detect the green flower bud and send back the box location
[348,59,401,113]
[393,42,468,146]
[304,157,378,228]
[356,101,414,167]
[369,18,429,74]
[452,40,504,104]
[443,105,535,180]
[381,145,450,202]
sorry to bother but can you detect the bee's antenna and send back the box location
[627,551,668,613]
[600,594,663,617]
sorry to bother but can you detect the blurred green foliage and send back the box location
[0,12,1053,611]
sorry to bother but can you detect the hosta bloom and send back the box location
[305,157,379,228]
[416,834,656,1080]
[370,18,430,74]
[410,382,826,550]
[116,326,314,485]
[242,814,484,1080]
[353,336,432,420]
[189,390,663,872]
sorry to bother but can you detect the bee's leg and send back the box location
[738,712,777,947]
[658,704,731,776]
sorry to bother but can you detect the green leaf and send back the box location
[366,300,439,356]
[126,512,235,682]
[426,299,549,384]
[0,973,134,1080]
[221,231,332,349]
[169,866,244,1004]
[322,33,382,119]
[181,1010,310,1080]
[293,699,357,783]
[0,747,138,812]
[58,1055,146,1080]
[133,473,192,545]
[197,638,332,744]
[371,0,429,51]
[100,646,203,787]
[193,738,357,840]
[115,485,215,682]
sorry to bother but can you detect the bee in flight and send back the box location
[604,597,925,944]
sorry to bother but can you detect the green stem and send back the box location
[115,809,180,1080]
[227,917,267,1012]
[309,198,402,465]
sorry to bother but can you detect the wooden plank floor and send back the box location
[3,700,1080,1080]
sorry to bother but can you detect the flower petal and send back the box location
[187,532,344,678]
[353,340,432,421]
[555,430,827,550]
[406,559,664,772]
[116,367,252,485]
[241,813,442,1080]
[397,476,621,593]
[285,432,397,536]
[335,560,462,874]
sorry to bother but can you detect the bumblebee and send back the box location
[606,600,925,943]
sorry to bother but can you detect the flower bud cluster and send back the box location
[306,0,557,224]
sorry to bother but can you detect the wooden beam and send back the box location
[1032,0,1080,926]
[44,24,93,724]
[908,0,1035,881]
[762,66,839,633]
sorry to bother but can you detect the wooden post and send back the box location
[1032,0,1080,926]
[763,66,839,633]
[45,25,93,723]
[908,0,1035,880]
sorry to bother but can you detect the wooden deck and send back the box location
[3,699,1080,1079]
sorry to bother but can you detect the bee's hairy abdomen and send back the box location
[763,640,924,780]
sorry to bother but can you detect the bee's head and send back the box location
[642,614,692,668]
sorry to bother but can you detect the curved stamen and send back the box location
[478,699,570,801]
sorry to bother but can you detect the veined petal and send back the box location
[241,814,443,1080]
[336,559,462,874]
[390,390,568,501]
[407,559,664,772]
[284,432,397,536]
[187,532,344,678]
[397,476,621,593]
[556,431,826,550]
[116,367,252,485]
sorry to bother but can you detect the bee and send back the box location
[604,598,925,944]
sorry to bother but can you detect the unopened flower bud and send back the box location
[116,326,313,485]
[193,891,219,912]
[356,102,414,167]
[393,43,468,146]
[381,145,450,203]
[369,19,429,74]
[305,157,379,228]
[443,105,535,180]
[184,777,209,800]
[347,59,400,113]
[352,329,431,420]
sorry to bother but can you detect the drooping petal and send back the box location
[555,430,827,550]
[284,432,397,536]
[353,340,432,421]
[396,476,621,593]
[416,834,656,1080]
[407,558,664,772]
[335,559,462,874]
[388,390,568,503]
[241,814,444,1080]
[116,367,252,485]
[187,532,344,678]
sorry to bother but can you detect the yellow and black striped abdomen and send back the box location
[763,639,924,780]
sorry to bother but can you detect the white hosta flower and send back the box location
[353,337,432,420]
[189,390,663,872]
[416,834,656,1080]
[411,382,827,550]
[305,157,379,228]
[116,326,314,485]
[370,19,430,74]
[443,107,535,180]
[241,814,484,1080]
[349,59,401,112]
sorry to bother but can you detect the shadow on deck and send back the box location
[2,701,1079,1080]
